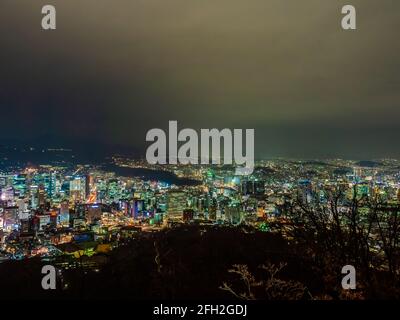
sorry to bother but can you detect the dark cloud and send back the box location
[0,0,399,158]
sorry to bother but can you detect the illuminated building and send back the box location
[50,210,58,229]
[153,211,163,224]
[208,205,217,220]
[356,183,370,198]
[132,199,145,219]
[119,199,130,215]
[38,184,46,208]
[1,186,14,202]
[86,204,102,224]
[49,171,57,197]
[70,176,86,202]
[1,206,19,231]
[257,202,266,218]
[36,214,51,231]
[16,199,29,220]
[225,202,243,225]
[30,185,39,209]
[13,174,27,197]
[58,202,70,227]
[166,190,187,223]
[73,218,86,228]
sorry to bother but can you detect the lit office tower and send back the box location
[30,185,39,209]
[1,207,18,231]
[49,172,57,197]
[133,199,145,219]
[166,190,187,223]
[69,177,86,203]
[13,174,27,197]
[225,202,243,225]
[16,199,29,220]
[58,200,70,227]
[38,184,46,208]
[55,178,62,195]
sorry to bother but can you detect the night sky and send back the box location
[1,0,399,159]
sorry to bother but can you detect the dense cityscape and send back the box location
[0,154,392,260]
[1,147,400,300]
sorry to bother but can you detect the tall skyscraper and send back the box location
[30,185,39,209]
[69,176,86,203]
[225,202,243,225]
[166,190,187,223]
[38,184,46,208]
